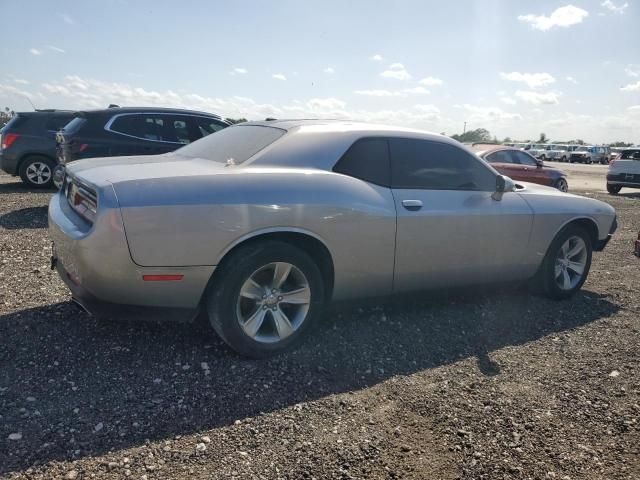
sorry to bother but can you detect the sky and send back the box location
[1,0,639,143]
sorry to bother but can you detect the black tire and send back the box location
[206,241,325,358]
[534,225,592,300]
[607,184,622,195]
[553,178,569,192]
[19,155,56,189]
[561,156,567,162]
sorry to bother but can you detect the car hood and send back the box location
[65,154,227,186]
[516,180,615,215]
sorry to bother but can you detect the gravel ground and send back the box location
[1,172,638,480]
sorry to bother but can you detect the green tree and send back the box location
[0,107,15,129]
[538,133,548,143]
[609,141,633,147]
[503,136,513,143]
[451,128,494,143]
[225,117,247,124]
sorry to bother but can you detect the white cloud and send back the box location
[601,0,628,14]
[402,86,430,95]
[627,105,640,114]
[515,90,561,105]
[621,80,640,92]
[272,73,287,81]
[355,86,429,97]
[457,104,522,123]
[565,76,578,84]
[59,13,74,24]
[323,67,335,74]
[500,72,556,89]
[380,63,412,80]
[29,48,42,56]
[418,76,443,87]
[625,64,640,77]
[371,54,383,61]
[230,67,247,75]
[518,5,589,31]
[46,45,65,53]
[500,96,517,105]
[355,89,401,97]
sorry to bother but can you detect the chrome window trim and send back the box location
[103,112,227,145]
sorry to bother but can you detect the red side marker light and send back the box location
[142,275,184,281]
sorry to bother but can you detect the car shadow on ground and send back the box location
[0,206,48,229]
[616,191,640,199]
[0,289,619,474]
[0,179,55,196]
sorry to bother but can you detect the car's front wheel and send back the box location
[607,184,622,195]
[554,178,568,192]
[19,156,55,188]
[206,241,325,358]
[535,225,592,300]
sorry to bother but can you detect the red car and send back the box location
[472,145,569,192]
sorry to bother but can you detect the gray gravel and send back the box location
[1,173,638,479]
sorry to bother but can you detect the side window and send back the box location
[513,151,537,166]
[195,117,228,137]
[485,150,514,164]
[333,138,390,187]
[110,114,164,141]
[390,138,495,191]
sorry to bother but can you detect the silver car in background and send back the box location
[49,120,617,357]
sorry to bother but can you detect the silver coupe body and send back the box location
[49,120,617,356]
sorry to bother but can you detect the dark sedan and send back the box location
[473,145,568,192]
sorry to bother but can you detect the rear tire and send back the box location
[534,225,592,300]
[607,184,622,195]
[19,156,55,189]
[206,241,325,358]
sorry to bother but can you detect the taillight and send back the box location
[1,133,19,150]
[65,177,98,224]
[79,143,89,152]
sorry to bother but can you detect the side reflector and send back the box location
[142,275,184,281]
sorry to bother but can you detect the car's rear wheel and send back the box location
[607,184,622,195]
[535,225,592,300]
[19,156,55,189]
[554,178,568,192]
[206,241,325,358]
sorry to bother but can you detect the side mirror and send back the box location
[492,175,515,201]
[536,159,544,168]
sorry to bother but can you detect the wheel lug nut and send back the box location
[262,305,267,310]
[278,296,283,301]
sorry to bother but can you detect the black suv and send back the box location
[57,107,230,169]
[0,110,74,188]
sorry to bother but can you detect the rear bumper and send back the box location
[48,190,215,321]
[0,150,18,175]
[607,173,640,188]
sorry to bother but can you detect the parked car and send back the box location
[55,107,230,185]
[524,144,550,160]
[49,120,617,357]
[606,148,640,194]
[473,145,569,192]
[547,145,571,162]
[0,110,74,188]
[570,146,597,164]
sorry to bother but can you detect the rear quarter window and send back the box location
[333,138,391,186]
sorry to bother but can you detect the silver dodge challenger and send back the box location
[49,120,617,357]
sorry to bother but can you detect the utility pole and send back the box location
[463,122,467,134]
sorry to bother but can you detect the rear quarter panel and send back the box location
[114,169,398,300]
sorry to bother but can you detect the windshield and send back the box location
[620,150,640,160]
[576,146,590,152]
[556,146,567,151]
[175,125,286,164]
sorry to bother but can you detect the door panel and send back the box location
[392,189,534,292]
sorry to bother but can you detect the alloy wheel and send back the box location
[236,262,311,343]
[554,236,587,290]
[25,162,52,185]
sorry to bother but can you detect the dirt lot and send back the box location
[1,170,638,480]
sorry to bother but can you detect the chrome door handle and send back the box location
[402,199,423,210]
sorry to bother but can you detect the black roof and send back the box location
[73,106,224,120]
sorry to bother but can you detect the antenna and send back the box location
[21,94,38,111]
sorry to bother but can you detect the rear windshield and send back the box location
[61,116,87,134]
[2,114,27,131]
[620,150,640,160]
[175,125,286,164]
